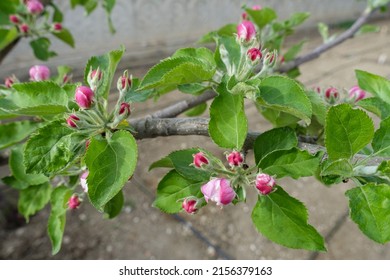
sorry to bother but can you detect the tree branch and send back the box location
[131,117,387,165]
[279,7,377,73]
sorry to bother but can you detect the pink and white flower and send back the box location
[80,171,89,193]
[26,0,44,15]
[201,178,236,206]
[193,152,209,168]
[182,198,198,214]
[255,173,276,195]
[349,85,366,102]
[237,20,256,42]
[75,86,94,109]
[29,65,50,81]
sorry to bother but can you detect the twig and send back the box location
[279,7,377,73]
[131,117,387,165]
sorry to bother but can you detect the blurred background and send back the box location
[1,0,390,259]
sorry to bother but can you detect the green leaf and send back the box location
[178,84,210,95]
[149,156,173,171]
[369,0,390,8]
[259,148,320,179]
[325,104,374,160]
[0,121,40,150]
[215,36,241,74]
[283,40,305,62]
[30,37,57,61]
[123,78,155,103]
[85,131,137,210]
[252,187,326,251]
[258,76,312,125]
[346,183,390,244]
[48,186,72,255]
[1,175,29,190]
[209,84,248,149]
[172,47,216,69]
[357,24,380,36]
[53,28,75,48]
[197,24,236,43]
[318,22,329,42]
[378,160,390,177]
[24,120,87,175]
[84,46,124,99]
[257,106,301,127]
[357,97,390,120]
[372,116,390,156]
[0,27,18,52]
[153,170,203,214]
[285,12,310,28]
[139,56,215,91]
[246,7,277,29]
[49,2,64,22]
[254,127,298,164]
[10,147,48,186]
[185,103,207,116]
[3,81,69,115]
[356,70,390,105]
[320,158,353,177]
[104,190,123,219]
[103,0,116,33]
[306,90,327,125]
[18,182,52,222]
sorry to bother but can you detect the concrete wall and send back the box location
[1,0,368,78]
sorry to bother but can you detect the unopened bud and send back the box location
[4,76,18,88]
[247,48,262,62]
[324,87,339,104]
[255,173,275,195]
[75,86,94,109]
[201,178,236,206]
[9,15,20,24]
[68,195,81,209]
[52,22,62,32]
[226,151,244,167]
[182,198,198,214]
[264,51,277,68]
[26,0,44,15]
[348,85,366,102]
[80,171,89,192]
[117,71,132,92]
[193,152,209,168]
[29,65,50,81]
[119,102,131,117]
[237,20,256,42]
[66,114,80,128]
[87,68,103,90]
[19,23,29,34]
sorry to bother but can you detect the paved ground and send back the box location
[1,18,390,260]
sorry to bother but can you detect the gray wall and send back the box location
[2,0,368,78]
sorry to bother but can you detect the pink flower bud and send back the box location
[241,12,248,20]
[324,87,339,104]
[255,173,276,195]
[68,195,81,209]
[193,152,209,168]
[201,178,236,206]
[313,86,322,94]
[80,171,89,192]
[29,65,50,81]
[237,20,256,42]
[117,72,132,92]
[66,114,80,128]
[264,51,277,67]
[90,69,102,81]
[53,22,62,31]
[349,85,366,102]
[19,23,29,34]
[247,48,262,62]
[9,15,20,24]
[182,198,198,214]
[75,86,94,109]
[119,102,131,116]
[85,140,90,149]
[5,76,17,88]
[226,151,244,167]
[26,0,44,15]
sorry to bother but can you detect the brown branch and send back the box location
[279,7,377,73]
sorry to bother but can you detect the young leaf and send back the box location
[139,56,216,91]
[246,7,277,29]
[357,97,390,120]
[197,24,237,44]
[84,46,124,99]
[49,2,63,22]
[85,131,137,210]
[149,156,174,171]
[346,183,390,244]
[320,158,353,177]
[103,0,116,33]
[52,28,75,48]
[172,47,216,69]
[356,70,390,105]
[30,37,57,61]
[1,176,29,190]
[0,121,40,150]
[10,147,48,186]
[209,84,248,149]
[254,127,298,164]
[215,36,241,74]
[258,76,312,125]
[259,148,320,179]
[325,104,374,161]
[305,90,327,125]
[372,116,390,156]
[24,120,87,175]
[48,186,72,255]
[0,27,18,52]
[252,187,326,251]
[153,170,203,214]
[283,40,305,62]
[185,103,207,116]
[104,190,124,219]
[18,182,52,222]
[123,78,156,103]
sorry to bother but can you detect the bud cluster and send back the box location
[181,149,277,214]
[314,85,367,105]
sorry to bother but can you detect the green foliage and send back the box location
[372,116,390,156]
[53,28,75,48]
[185,103,207,116]
[356,70,390,105]
[48,186,72,255]
[18,182,52,222]
[84,46,124,98]
[0,121,40,150]
[245,7,277,29]
[30,38,57,61]
[85,131,137,210]
[252,187,326,251]
[104,190,124,219]
[0,27,18,52]
[325,104,374,161]
[346,183,390,244]
[154,170,204,214]
[209,83,248,149]
[257,76,312,125]
[357,97,390,120]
